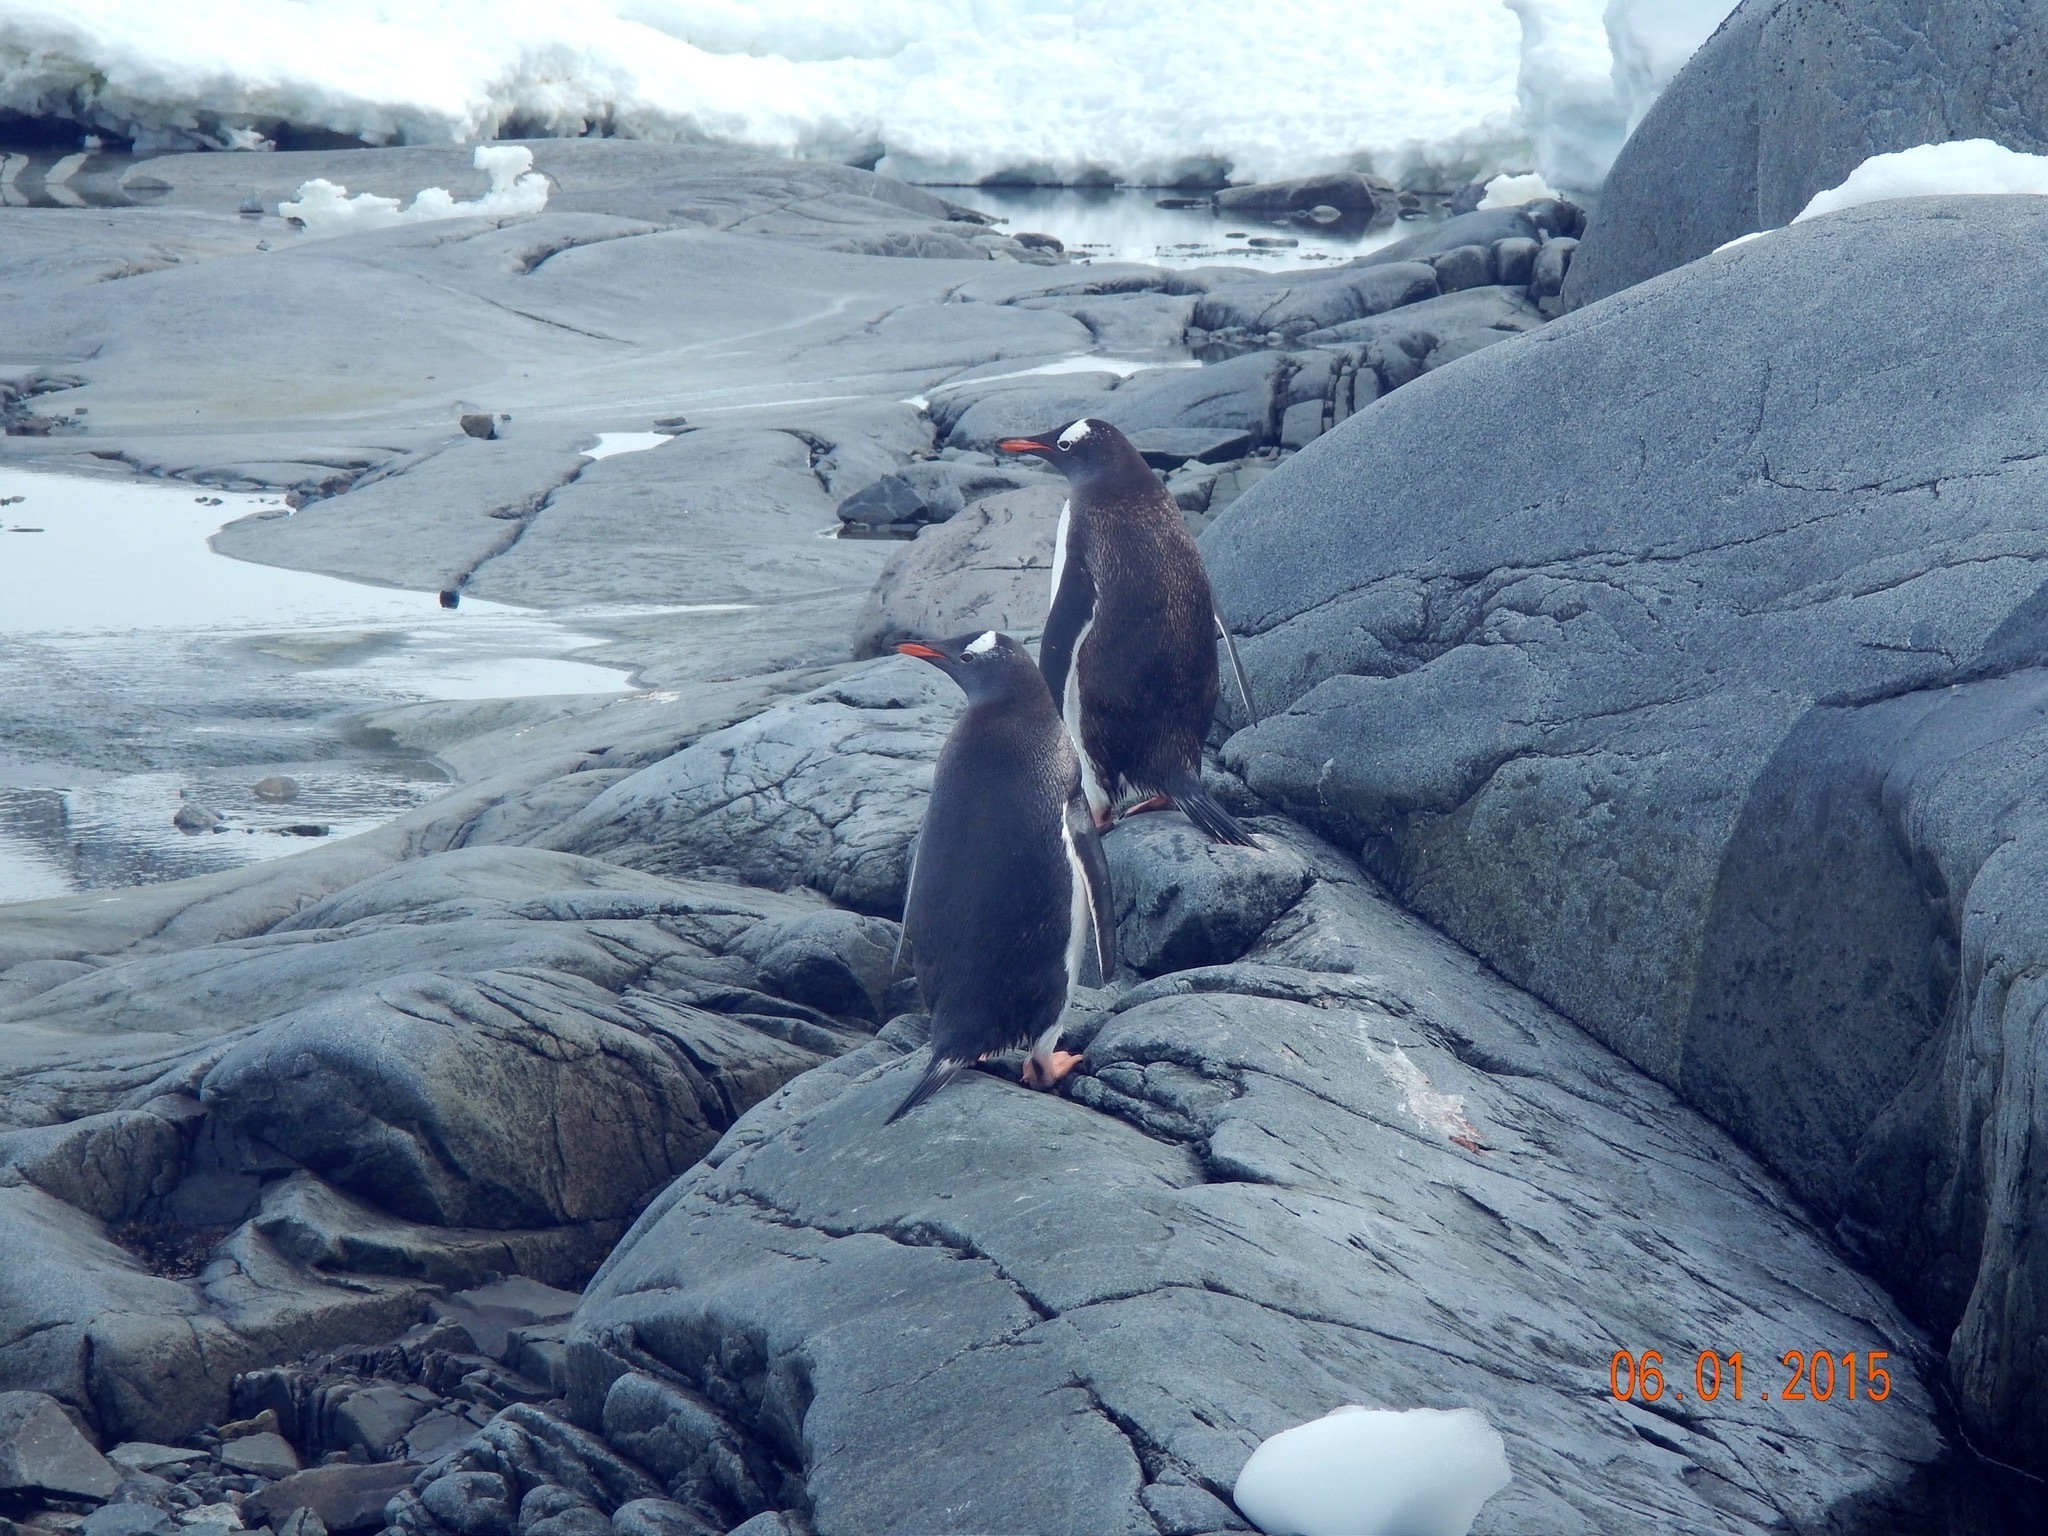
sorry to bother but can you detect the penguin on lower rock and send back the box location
[998,417,1258,847]
[886,630,1117,1124]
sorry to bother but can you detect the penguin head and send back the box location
[895,630,1040,702]
[997,417,1139,484]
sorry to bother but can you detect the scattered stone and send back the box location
[1528,235,1578,303]
[219,1435,299,1480]
[172,803,222,833]
[0,1392,121,1500]
[419,1471,513,1536]
[1491,235,1539,287]
[332,1385,433,1458]
[458,415,496,441]
[216,1411,279,1442]
[275,1510,325,1536]
[1429,242,1493,292]
[1215,172,1395,222]
[107,1446,210,1477]
[249,777,299,804]
[1245,236,1297,249]
[172,1507,239,1532]
[1153,196,1207,209]
[516,1488,607,1536]
[272,824,330,838]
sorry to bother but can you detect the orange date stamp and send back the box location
[1609,1350,1894,1404]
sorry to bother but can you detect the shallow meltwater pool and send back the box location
[0,466,639,904]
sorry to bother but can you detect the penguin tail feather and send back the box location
[884,1051,968,1125]
[1164,773,1259,848]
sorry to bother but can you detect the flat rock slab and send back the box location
[564,851,1942,1536]
[246,1461,420,1533]
[0,1391,119,1499]
[1207,195,2048,1467]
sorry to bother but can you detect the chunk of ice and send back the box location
[1795,139,2048,223]
[1233,1405,1511,1536]
[280,145,550,236]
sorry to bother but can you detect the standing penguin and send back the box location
[999,417,1257,846]
[887,630,1116,1124]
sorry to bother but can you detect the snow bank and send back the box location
[1233,1405,1512,1536]
[1794,139,2048,222]
[1477,170,1562,208]
[0,2,1735,189]
[1604,0,1739,132]
[279,144,549,234]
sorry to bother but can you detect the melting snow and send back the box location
[280,144,550,235]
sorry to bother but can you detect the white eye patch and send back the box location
[964,631,1000,656]
[1057,420,1092,449]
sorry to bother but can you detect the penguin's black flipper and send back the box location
[1065,794,1117,984]
[1214,605,1257,724]
[1040,522,1097,705]
[885,1049,968,1125]
[1164,771,1259,848]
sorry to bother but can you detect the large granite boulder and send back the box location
[513,844,1943,1536]
[1204,195,2048,1466]
[1565,0,2048,306]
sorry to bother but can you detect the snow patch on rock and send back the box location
[279,145,550,235]
[1233,1405,1512,1536]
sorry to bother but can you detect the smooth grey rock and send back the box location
[541,658,953,916]
[449,1278,579,1329]
[275,1509,326,1536]
[332,1387,430,1458]
[1565,0,2048,306]
[419,1472,514,1536]
[459,416,498,441]
[717,1519,795,1536]
[850,485,1061,660]
[1359,201,1584,268]
[570,850,1941,1534]
[600,1372,791,1531]
[1214,172,1395,221]
[831,474,926,532]
[244,1462,419,1533]
[1429,243,1493,292]
[0,1103,193,1223]
[518,1487,608,1536]
[401,1405,659,1530]
[0,1392,120,1498]
[1103,818,1312,974]
[1526,237,1577,302]
[172,804,222,833]
[1491,236,1539,287]
[219,1433,300,1479]
[607,1499,713,1536]
[835,460,1052,533]
[1277,400,1323,451]
[1207,196,2048,1468]
[742,910,903,1024]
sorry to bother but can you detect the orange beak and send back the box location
[997,438,1051,454]
[895,642,946,660]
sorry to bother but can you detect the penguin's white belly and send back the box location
[1051,498,1112,811]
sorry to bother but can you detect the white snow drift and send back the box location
[279,144,549,234]
[1716,140,2048,253]
[1795,139,2048,222]
[2,1,1736,189]
[1233,1405,1512,1536]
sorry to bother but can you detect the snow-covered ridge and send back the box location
[0,0,1735,187]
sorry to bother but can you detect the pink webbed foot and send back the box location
[1021,1050,1087,1090]
[1120,794,1175,818]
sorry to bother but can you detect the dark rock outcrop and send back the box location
[1565,0,2048,306]
[1206,195,2048,1467]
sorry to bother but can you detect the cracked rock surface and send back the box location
[539,836,1941,1536]
[1206,195,2048,1468]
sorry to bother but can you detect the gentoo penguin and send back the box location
[999,417,1257,846]
[887,630,1116,1124]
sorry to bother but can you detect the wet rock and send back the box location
[542,658,952,916]
[251,778,299,804]
[0,1392,121,1500]
[173,804,222,833]
[1214,172,1395,222]
[850,484,1060,660]
[1102,817,1311,974]
[219,1434,299,1479]
[1208,195,2048,1469]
